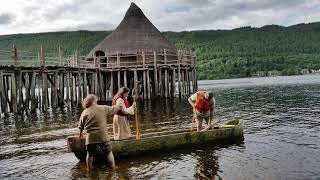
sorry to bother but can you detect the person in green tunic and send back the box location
[78,94,120,171]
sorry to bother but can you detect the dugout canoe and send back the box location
[67,119,244,161]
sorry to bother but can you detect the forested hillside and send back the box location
[1,22,320,79]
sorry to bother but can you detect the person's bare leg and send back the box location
[196,117,202,131]
[86,154,93,171]
[203,117,212,131]
[106,151,116,170]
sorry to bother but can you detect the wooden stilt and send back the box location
[133,70,138,98]
[83,71,87,98]
[11,73,17,112]
[124,71,127,87]
[59,71,64,107]
[110,72,114,98]
[24,73,30,111]
[177,51,182,97]
[164,68,168,98]
[30,72,36,111]
[0,71,7,113]
[98,70,104,101]
[117,71,121,91]
[76,73,80,104]
[143,70,146,99]
[65,73,70,107]
[153,51,158,96]
[171,69,176,97]
[146,70,150,99]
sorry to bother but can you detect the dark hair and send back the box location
[82,94,97,109]
[115,87,130,97]
[207,91,214,99]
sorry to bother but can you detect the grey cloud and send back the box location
[59,21,114,31]
[0,13,14,25]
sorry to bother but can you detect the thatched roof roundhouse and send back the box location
[86,2,177,59]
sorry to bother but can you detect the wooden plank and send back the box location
[98,70,104,101]
[0,71,8,113]
[30,72,36,111]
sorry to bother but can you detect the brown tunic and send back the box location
[78,105,114,145]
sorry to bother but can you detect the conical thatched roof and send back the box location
[86,2,177,58]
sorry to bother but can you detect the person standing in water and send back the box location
[113,87,136,140]
[78,94,120,171]
[188,91,216,131]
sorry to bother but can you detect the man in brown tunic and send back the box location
[78,94,120,170]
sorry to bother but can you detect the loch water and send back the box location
[0,75,319,179]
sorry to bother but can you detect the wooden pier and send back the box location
[0,45,197,114]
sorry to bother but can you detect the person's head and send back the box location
[205,91,214,100]
[116,87,130,98]
[82,94,97,109]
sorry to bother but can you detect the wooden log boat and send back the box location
[67,119,244,161]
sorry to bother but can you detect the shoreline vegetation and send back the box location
[1,22,320,80]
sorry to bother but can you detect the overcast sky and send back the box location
[0,0,320,35]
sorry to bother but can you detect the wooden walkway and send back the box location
[0,45,198,114]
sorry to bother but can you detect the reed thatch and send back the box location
[86,2,177,59]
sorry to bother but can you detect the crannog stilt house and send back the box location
[85,2,197,100]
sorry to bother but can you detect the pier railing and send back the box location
[0,46,195,69]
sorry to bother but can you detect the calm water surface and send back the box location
[0,75,319,180]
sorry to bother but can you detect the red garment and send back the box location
[112,95,129,116]
[195,91,213,113]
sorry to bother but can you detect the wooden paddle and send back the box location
[133,96,141,139]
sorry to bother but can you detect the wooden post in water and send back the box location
[110,72,114,98]
[153,51,158,96]
[146,69,150,99]
[158,68,163,97]
[24,73,30,110]
[98,70,104,101]
[117,71,121,91]
[40,46,48,111]
[0,71,8,113]
[10,72,17,112]
[142,52,146,99]
[30,72,36,111]
[177,50,182,97]
[124,71,127,88]
[59,71,65,107]
[52,72,58,108]
[171,69,176,97]
[164,68,168,98]
[17,71,23,113]
[83,71,87,98]
[133,69,138,98]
